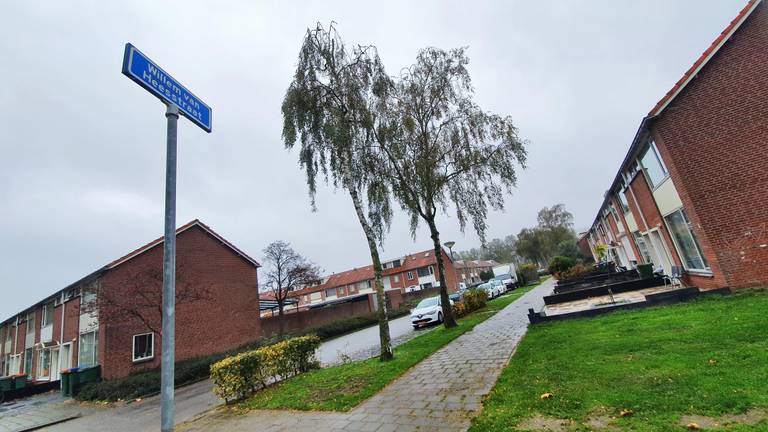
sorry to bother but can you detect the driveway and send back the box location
[4,306,431,431]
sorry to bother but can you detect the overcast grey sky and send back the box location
[0,1,746,318]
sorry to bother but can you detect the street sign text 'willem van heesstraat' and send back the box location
[122,43,212,132]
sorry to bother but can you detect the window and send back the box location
[41,303,54,328]
[26,312,35,336]
[416,266,434,278]
[617,190,630,213]
[133,333,154,362]
[633,232,653,264]
[639,140,668,189]
[37,348,51,379]
[665,209,709,271]
[407,271,414,280]
[325,288,337,298]
[24,348,33,376]
[78,331,98,367]
[393,274,400,283]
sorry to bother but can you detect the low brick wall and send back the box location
[261,290,408,339]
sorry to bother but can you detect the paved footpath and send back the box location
[179,279,553,432]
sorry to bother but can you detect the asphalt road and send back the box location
[316,313,425,366]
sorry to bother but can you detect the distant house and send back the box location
[289,248,460,309]
[0,220,261,382]
[453,259,499,285]
[583,0,768,290]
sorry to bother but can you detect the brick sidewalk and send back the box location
[179,279,553,432]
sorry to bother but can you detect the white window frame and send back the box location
[40,303,54,328]
[407,271,414,280]
[639,140,669,190]
[663,208,711,273]
[132,332,154,363]
[78,330,98,368]
[36,347,51,380]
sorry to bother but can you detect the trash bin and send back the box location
[0,377,12,392]
[71,365,100,396]
[13,374,28,389]
[637,263,654,279]
[60,369,72,397]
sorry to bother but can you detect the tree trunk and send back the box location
[278,302,285,338]
[343,164,393,361]
[427,217,457,328]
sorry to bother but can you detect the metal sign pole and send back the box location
[161,103,179,432]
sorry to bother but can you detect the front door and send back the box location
[59,343,72,373]
[50,348,60,381]
[648,230,673,276]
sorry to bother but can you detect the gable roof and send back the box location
[106,219,260,269]
[649,0,762,116]
[1,219,258,325]
[292,248,453,295]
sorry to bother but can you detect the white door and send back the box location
[59,343,72,372]
[648,230,673,276]
[50,348,60,381]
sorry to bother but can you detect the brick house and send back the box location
[583,0,768,290]
[289,248,460,309]
[453,260,499,285]
[0,220,261,382]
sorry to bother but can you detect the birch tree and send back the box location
[281,24,395,360]
[373,47,528,328]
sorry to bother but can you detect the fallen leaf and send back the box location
[619,409,634,417]
[540,392,554,400]
[687,423,701,430]
[708,359,717,365]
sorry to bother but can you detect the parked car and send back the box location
[492,274,515,290]
[411,296,452,328]
[477,281,503,299]
[488,279,506,297]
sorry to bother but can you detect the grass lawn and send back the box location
[236,280,545,412]
[470,288,768,431]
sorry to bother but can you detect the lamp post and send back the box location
[444,241,456,259]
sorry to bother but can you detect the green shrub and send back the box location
[210,335,321,403]
[519,264,539,285]
[557,263,593,281]
[548,256,575,276]
[463,288,487,312]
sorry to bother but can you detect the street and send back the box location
[1,309,432,432]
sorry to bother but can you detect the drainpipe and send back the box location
[14,315,19,373]
[59,291,66,385]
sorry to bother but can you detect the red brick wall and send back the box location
[98,225,260,380]
[260,296,373,338]
[628,173,687,270]
[611,198,643,262]
[650,2,768,289]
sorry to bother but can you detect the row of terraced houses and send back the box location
[581,0,768,290]
[0,219,479,385]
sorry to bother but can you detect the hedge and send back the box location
[75,309,406,402]
[452,288,487,318]
[210,335,320,402]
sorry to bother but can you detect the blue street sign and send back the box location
[122,43,212,132]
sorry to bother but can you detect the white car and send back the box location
[411,296,452,328]
[479,280,504,299]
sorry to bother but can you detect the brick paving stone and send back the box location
[178,280,553,432]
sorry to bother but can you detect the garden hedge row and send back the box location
[210,335,321,402]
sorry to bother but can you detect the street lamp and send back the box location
[444,241,456,259]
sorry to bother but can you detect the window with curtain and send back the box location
[133,333,154,362]
[665,209,709,271]
[79,331,98,367]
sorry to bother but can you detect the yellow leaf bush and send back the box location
[210,335,321,402]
